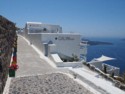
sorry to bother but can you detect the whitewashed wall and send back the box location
[90,61,103,70]
[41,33,81,58]
[28,34,43,52]
[39,24,62,33]
[25,22,62,33]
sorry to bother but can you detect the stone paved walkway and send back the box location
[9,73,93,94]
[16,35,57,77]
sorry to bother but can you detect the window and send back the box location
[43,28,47,31]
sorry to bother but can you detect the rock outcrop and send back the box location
[0,15,16,93]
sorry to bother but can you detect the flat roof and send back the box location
[26,22,42,24]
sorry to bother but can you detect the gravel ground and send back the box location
[9,73,93,94]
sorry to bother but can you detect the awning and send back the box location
[94,55,115,62]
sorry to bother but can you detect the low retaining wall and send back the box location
[49,54,83,68]
[23,33,44,53]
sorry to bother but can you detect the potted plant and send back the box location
[9,64,18,77]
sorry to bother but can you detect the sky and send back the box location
[0,0,125,38]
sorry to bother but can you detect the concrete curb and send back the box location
[68,68,106,94]
[3,77,12,94]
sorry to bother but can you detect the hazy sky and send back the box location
[0,0,125,38]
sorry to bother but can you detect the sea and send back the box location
[86,37,125,75]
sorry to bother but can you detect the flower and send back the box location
[9,64,19,70]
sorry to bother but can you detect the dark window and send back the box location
[43,28,47,31]
[55,37,58,40]
[48,41,53,44]
[0,62,3,72]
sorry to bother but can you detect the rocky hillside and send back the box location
[0,15,17,93]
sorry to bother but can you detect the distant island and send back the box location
[81,38,113,46]
[87,41,113,46]
[122,38,125,41]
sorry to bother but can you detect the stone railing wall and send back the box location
[0,15,16,93]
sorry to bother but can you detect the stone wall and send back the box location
[0,15,16,93]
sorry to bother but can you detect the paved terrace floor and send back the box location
[16,35,57,77]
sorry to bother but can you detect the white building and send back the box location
[23,22,87,62]
[25,22,62,33]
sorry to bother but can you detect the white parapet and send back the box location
[50,53,83,68]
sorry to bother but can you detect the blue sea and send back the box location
[86,37,125,75]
